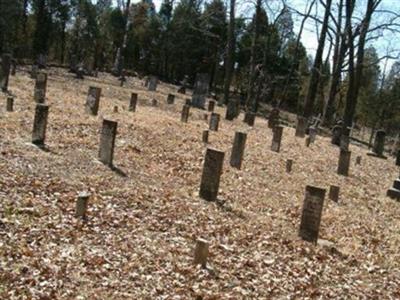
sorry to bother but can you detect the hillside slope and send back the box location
[1,68,400,299]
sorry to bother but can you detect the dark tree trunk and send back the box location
[223,0,236,105]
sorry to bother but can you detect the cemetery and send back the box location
[1,66,400,298]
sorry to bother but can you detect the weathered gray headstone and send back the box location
[76,192,90,219]
[208,100,215,112]
[85,86,101,115]
[181,104,190,123]
[337,149,351,176]
[202,130,209,143]
[167,94,175,104]
[329,185,340,202]
[34,72,47,103]
[209,113,220,131]
[32,104,49,146]
[230,131,247,169]
[31,64,38,79]
[268,108,280,129]
[0,53,11,92]
[244,112,256,127]
[148,76,158,91]
[192,73,210,109]
[6,96,13,112]
[299,185,326,243]
[194,238,209,268]
[295,116,306,137]
[369,130,386,158]
[99,119,117,166]
[331,125,342,146]
[129,93,137,112]
[199,148,224,201]
[271,125,283,153]
[286,159,293,173]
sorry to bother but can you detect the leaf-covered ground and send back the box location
[1,68,400,299]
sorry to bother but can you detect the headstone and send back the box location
[356,155,362,165]
[99,119,118,166]
[295,116,307,137]
[148,76,158,91]
[309,127,317,143]
[396,150,400,166]
[34,72,47,103]
[192,73,210,109]
[369,130,386,157]
[76,192,90,219]
[286,159,293,173]
[151,99,158,106]
[230,131,247,169]
[194,238,209,268]
[85,86,101,115]
[119,74,126,87]
[299,185,326,243]
[177,86,186,94]
[129,93,138,112]
[328,185,340,202]
[0,53,11,92]
[271,125,283,153]
[113,106,118,113]
[181,104,190,123]
[225,98,239,120]
[337,149,351,176]
[209,113,220,131]
[305,137,311,147]
[208,100,216,112]
[199,148,224,201]
[268,108,280,129]
[167,94,175,104]
[331,125,341,146]
[6,96,13,112]
[244,112,256,127]
[202,130,209,144]
[387,188,400,200]
[31,65,38,79]
[32,104,49,146]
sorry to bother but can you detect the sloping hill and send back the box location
[1,68,399,299]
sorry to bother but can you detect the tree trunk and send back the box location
[222,0,236,105]
[113,0,131,76]
[303,0,332,119]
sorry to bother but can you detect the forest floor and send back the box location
[1,68,400,299]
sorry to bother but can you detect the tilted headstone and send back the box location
[329,185,340,203]
[76,192,90,219]
[6,96,13,112]
[331,125,342,146]
[32,104,49,146]
[0,53,11,92]
[230,131,247,169]
[194,238,209,268]
[209,113,220,131]
[271,125,283,153]
[148,76,158,91]
[199,148,224,201]
[191,73,210,109]
[202,130,209,143]
[208,100,215,112]
[337,149,351,176]
[268,108,280,129]
[295,116,306,137]
[244,112,256,127]
[286,159,293,173]
[34,72,47,103]
[167,94,175,104]
[181,104,190,123]
[129,93,138,112]
[85,86,101,115]
[299,185,326,243]
[99,119,118,166]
